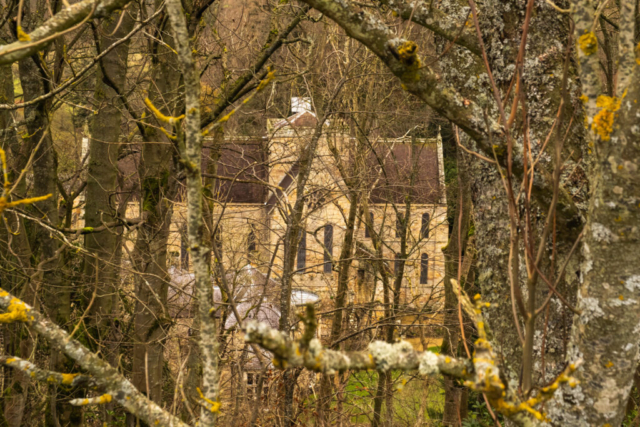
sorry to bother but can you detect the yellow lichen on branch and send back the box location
[70,394,112,406]
[256,69,276,91]
[0,297,34,323]
[205,69,276,133]
[578,31,597,55]
[0,147,52,215]
[451,280,580,423]
[2,355,91,391]
[592,94,622,141]
[0,194,53,215]
[0,147,8,191]
[144,98,185,124]
[197,387,221,413]
[16,26,31,42]
[393,40,421,82]
[397,41,419,66]
[61,373,81,385]
[159,127,178,141]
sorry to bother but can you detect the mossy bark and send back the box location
[440,140,472,426]
[130,10,180,417]
[83,8,136,345]
[0,61,32,427]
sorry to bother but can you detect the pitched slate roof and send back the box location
[366,140,442,204]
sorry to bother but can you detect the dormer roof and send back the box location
[270,110,318,132]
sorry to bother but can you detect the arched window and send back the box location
[421,213,430,239]
[247,229,256,257]
[213,225,223,260]
[396,213,404,238]
[394,253,402,276]
[365,212,374,238]
[180,226,189,268]
[324,224,333,273]
[420,253,429,284]
[297,229,306,271]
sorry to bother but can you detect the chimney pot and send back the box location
[291,97,312,114]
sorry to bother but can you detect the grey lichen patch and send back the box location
[624,275,640,292]
[593,378,625,418]
[609,297,637,307]
[243,320,287,355]
[591,222,617,243]
[368,340,413,371]
[578,297,604,324]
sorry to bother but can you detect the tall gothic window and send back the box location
[324,224,333,273]
[365,212,374,238]
[396,213,405,238]
[420,253,429,284]
[421,213,430,239]
[180,226,189,269]
[297,230,306,271]
[247,229,256,258]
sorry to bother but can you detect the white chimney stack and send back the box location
[291,97,312,114]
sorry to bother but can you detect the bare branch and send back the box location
[0,0,134,65]
[0,289,189,427]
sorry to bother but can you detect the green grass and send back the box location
[299,370,445,426]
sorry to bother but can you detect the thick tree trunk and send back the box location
[83,7,135,345]
[552,11,640,423]
[440,138,472,426]
[318,129,362,425]
[0,61,32,427]
[130,139,176,407]
[277,119,325,427]
[130,20,180,416]
[431,0,586,399]
[15,6,67,425]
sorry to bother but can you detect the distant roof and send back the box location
[117,140,269,204]
[118,127,442,206]
[213,140,268,203]
[367,139,442,204]
[224,302,281,330]
[167,264,318,319]
[291,290,320,306]
[270,111,318,132]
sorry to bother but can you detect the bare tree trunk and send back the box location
[165,0,219,424]
[83,6,136,346]
[441,132,472,426]
[130,151,176,407]
[318,116,363,425]
[557,8,640,423]
[78,13,135,423]
[0,60,33,427]
[372,370,385,427]
[130,24,180,419]
[278,116,327,427]
[16,6,65,425]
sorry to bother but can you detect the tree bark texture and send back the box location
[83,7,136,344]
